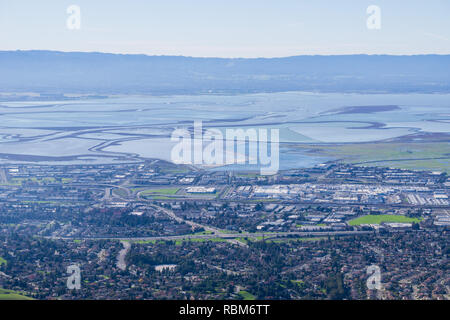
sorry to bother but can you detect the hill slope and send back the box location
[1,51,449,94]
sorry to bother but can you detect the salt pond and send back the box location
[0,92,448,169]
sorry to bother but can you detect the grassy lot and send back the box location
[133,240,161,244]
[0,257,6,266]
[141,188,180,196]
[250,236,265,241]
[318,142,449,162]
[217,229,238,234]
[348,214,422,226]
[133,240,156,244]
[297,141,450,173]
[238,290,256,300]
[0,288,33,300]
[361,159,450,173]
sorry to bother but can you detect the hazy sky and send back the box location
[0,0,449,57]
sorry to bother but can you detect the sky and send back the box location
[0,0,449,58]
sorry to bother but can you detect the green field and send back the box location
[216,229,238,234]
[235,237,249,244]
[133,239,161,244]
[238,290,256,300]
[141,188,180,196]
[0,257,6,266]
[298,141,450,173]
[361,159,450,173]
[0,288,33,300]
[348,214,422,226]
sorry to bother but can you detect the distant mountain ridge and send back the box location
[1,50,449,94]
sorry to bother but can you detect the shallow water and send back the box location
[0,92,448,169]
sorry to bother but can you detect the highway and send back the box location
[48,230,372,242]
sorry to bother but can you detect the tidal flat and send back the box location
[0,92,448,171]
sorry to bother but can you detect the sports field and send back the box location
[348,214,422,226]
